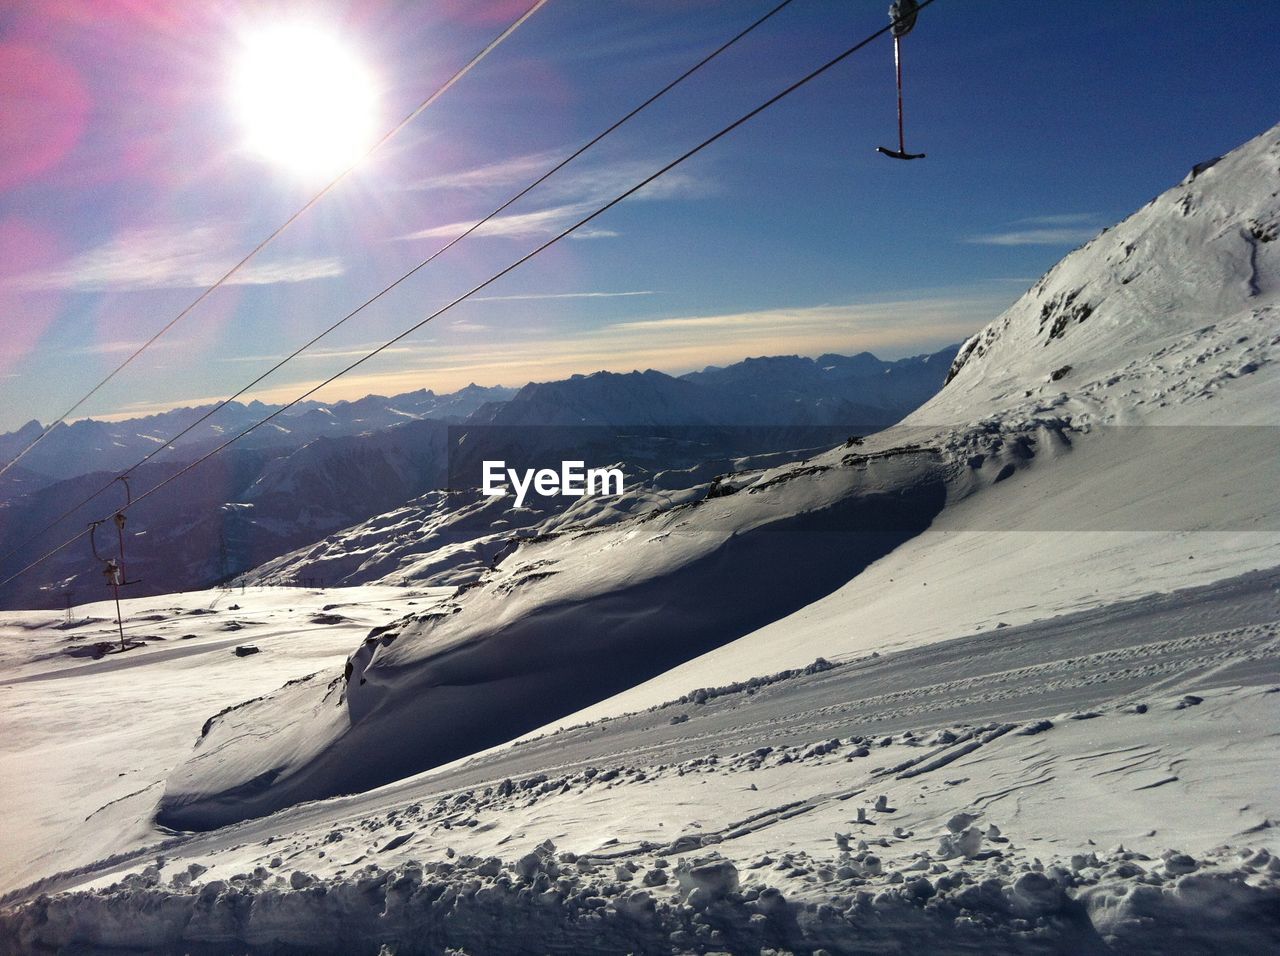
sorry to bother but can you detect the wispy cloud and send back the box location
[409,151,561,193]
[1017,213,1100,226]
[402,151,713,243]
[403,202,598,242]
[470,290,657,303]
[67,339,155,356]
[966,227,1101,247]
[569,227,621,240]
[9,225,344,292]
[539,161,709,204]
[600,294,1001,345]
[409,150,708,203]
[218,344,417,364]
[966,213,1103,247]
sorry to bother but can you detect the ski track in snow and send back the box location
[1,571,1278,953]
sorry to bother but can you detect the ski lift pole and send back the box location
[87,475,140,653]
[110,574,125,653]
[89,519,126,652]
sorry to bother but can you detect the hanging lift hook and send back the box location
[876,0,926,161]
[112,476,140,586]
[87,519,110,566]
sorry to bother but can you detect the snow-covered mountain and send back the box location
[252,445,830,589]
[470,370,733,427]
[682,348,954,420]
[249,349,957,589]
[158,127,1279,831]
[931,143,1276,423]
[0,347,953,608]
[0,421,456,608]
[1,349,952,496]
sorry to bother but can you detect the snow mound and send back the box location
[13,683,1280,954]
[7,846,1276,955]
[158,449,948,829]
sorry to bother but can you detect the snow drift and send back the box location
[159,450,947,829]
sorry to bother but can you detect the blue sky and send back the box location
[1,0,1278,431]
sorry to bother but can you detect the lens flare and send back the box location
[231,23,378,180]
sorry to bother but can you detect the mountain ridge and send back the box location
[0,346,959,608]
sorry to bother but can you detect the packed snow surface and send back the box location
[2,572,1277,953]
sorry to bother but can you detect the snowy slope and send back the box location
[558,125,1280,718]
[4,573,1277,953]
[932,133,1278,422]
[252,490,548,589]
[154,125,1280,832]
[0,584,450,895]
[162,444,947,827]
[253,447,848,590]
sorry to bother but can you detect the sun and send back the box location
[232,23,378,180]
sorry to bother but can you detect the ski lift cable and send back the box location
[0,0,804,569]
[0,0,553,481]
[0,0,939,593]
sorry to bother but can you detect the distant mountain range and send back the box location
[0,385,516,496]
[0,345,959,608]
[474,348,954,428]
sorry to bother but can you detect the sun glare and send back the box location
[232,23,378,179]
